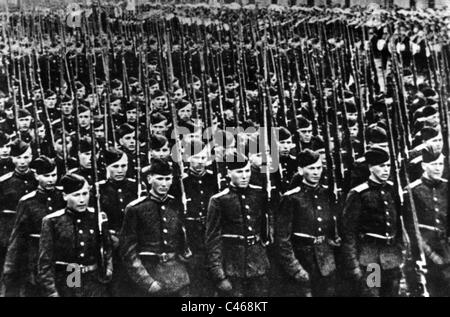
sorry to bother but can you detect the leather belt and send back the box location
[221,234,261,246]
[418,224,444,232]
[29,234,40,239]
[293,233,326,245]
[139,251,176,263]
[185,216,206,223]
[362,233,395,245]
[1,210,16,214]
[55,261,98,274]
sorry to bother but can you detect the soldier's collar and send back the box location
[149,190,169,203]
[368,178,390,188]
[229,184,249,193]
[301,180,320,191]
[421,175,443,188]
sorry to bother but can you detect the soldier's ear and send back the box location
[146,174,153,184]
[298,167,304,176]
[63,193,68,202]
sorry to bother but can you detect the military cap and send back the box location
[78,104,90,114]
[191,75,200,83]
[61,173,87,194]
[111,79,122,90]
[214,130,235,148]
[403,68,413,77]
[278,127,292,141]
[129,77,139,85]
[110,96,123,105]
[421,127,439,141]
[54,129,70,142]
[151,112,168,125]
[18,108,31,118]
[348,118,358,128]
[10,139,30,157]
[30,156,56,175]
[343,90,354,99]
[345,101,357,113]
[149,78,159,87]
[75,81,84,90]
[297,116,312,129]
[104,147,126,167]
[372,100,386,113]
[60,95,73,104]
[79,137,92,153]
[93,118,104,129]
[179,121,199,135]
[147,158,173,176]
[175,99,191,110]
[422,106,437,118]
[421,87,437,98]
[152,89,164,98]
[225,151,248,171]
[117,123,135,139]
[367,126,387,144]
[183,139,206,158]
[298,149,321,168]
[411,97,426,113]
[149,134,168,150]
[422,144,442,163]
[4,98,14,109]
[0,131,10,147]
[242,119,258,131]
[125,101,138,112]
[365,147,390,166]
[44,89,56,99]
[224,75,235,85]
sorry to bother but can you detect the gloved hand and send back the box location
[148,280,163,294]
[217,279,233,292]
[294,269,310,283]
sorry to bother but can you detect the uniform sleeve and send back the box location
[402,188,421,260]
[3,200,29,297]
[37,217,59,297]
[205,196,226,282]
[341,190,362,273]
[274,195,304,278]
[119,205,155,291]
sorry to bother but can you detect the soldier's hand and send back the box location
[148,281,163,294]
[110,231,119,249]
[350,267,363,281]
[217,279,233,292]
[294,269,310,283]
[429,252,444,265]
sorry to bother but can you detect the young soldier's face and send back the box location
[422,155,445,181]
[94,125,105,139]
[61,102,74,115]
[64,182,90,213]
[369,161,391,183]
[228,163,251,188]
[76,87,86,99]
[110,101,122,114]
[5,108,14,119]
[278,138,294,156]
[149,84,159,95]
[173,88,185,102]
[37,126,46,139]
[426,135,443,153]
[189,153,207,173]
[151,121,168,135]
[301,159,323,186]
[37,168,58,191]
[126,109,137,123]
[12,148,32,172]
[0,145,11,158]
[112,87,123,98]
[150,143,170,160]
[298,126,313,143]
[78,111,91,128]
[119,133,136,152]
[78,151,92,169]
[107,155,128,182]
[18,116,32,131]
[149,174,173,196]
[347,112,358,122]
[55,137,72,156]
[153,96,166,109]
[44,95,57,109]
[349,125,359,138]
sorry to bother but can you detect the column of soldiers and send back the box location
[0,3,449,297]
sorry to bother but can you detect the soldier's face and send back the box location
[347,112,358,122]
[422,155,445,181]
[37,168,57,191]
[5,108,14,119]
[149,174,173,197]
[301,159,323,186]
[61,102,73,115]
[76,87,86,99]
[349,125,359,138]
[44,95,57,108]
[0,145,10,158]
[110,101,122,114]
[78,111,91,128]
[151,121,168,135]
[298,126,313,143]
[79,151,92,169]
[112,87,123,98]
[150,143,170,160]
[126,109,137,123]
[189,152,207,173]
[149,84,159,95]
[369,161,391,183]
[37,126,46,139]
[55,137,72,156]
[12,148,32,172]
[193,81,201,91]
[18,116,32,131]
[228,163,251,188]
[96,84,104,95]
[153,96,166,109]
[119,133,136,152]
[107,155,128,182]
[278,138,294,156]
[173,89,185,101]
[426,135,443,153]
[94,126,105,139]
[64,182,90,213]
[183,132,202,144]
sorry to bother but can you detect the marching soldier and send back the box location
[403,145,450,297]
[275,149,339,297]
[119,158,191,297]
[182,140,218,296]
[0,140,38,279]
[37,174,113,297]
[69,138,96,186]
[0,131,13,177]
[341,147,404,297]
[3,156,65,297]
[205,152,272,297]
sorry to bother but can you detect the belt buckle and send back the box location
[314,236,325,245]
[160,253,169,263]
[80,265,88,274]
[246,236,256,246]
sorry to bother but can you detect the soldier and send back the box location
[69,138,95,185]
[53,130,78,183]
[0,140,37,279]
[98,147,141,296]
[119,158,191,297]
[0,131,14,177]
[182,140,218,296]
[117,123,145,179]
[277,127,298,193]
[403,145,450,297]
[205,152,272,297]
[37,174,113,297]
[341,147,404,297]
[3,156,65,296]
[77,105,92,138]
[275,149,338,297]
[295,116,323,151]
